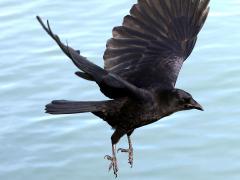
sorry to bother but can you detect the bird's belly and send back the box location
[115,106,163,130]
[97,98,164,130]
[134,112,162,129]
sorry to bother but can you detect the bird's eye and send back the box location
[178,99,185,105]
[179,98,190,105]
[184,98,191,103]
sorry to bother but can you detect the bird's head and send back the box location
[172,89,203,111]
[163,89,204,112]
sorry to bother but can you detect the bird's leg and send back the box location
[104,144,118,177]
[117,132,134,167]
[104,129,125,177]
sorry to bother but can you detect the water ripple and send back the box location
[1,0,240,180]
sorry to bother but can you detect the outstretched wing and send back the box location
[104,0,210,90]
[36,16,151,99]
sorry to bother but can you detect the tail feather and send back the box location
[45,100,109,115]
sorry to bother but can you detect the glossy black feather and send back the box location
[104,0,210,90]
[38,1,209,176]
[36,16,150,99]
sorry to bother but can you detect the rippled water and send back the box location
[1,0,240,179]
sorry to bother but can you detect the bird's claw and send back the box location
[117,148,133,168]
[104,155,118,177]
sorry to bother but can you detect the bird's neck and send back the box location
[155,89,179,116]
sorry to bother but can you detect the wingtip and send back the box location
[36,15,41,22]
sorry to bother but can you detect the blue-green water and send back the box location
[1,0,240,179]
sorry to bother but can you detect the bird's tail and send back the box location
[45,100,111,115]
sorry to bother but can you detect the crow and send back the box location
[37,0,209,177]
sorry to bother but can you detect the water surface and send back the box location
[1,0,240,179]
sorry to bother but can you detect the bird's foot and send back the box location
[104,155,118,177]
[117,147,133,167]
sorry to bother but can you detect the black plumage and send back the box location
[37,0,209,177]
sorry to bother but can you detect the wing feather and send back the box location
[104,0,210,89]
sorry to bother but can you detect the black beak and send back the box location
[191,99,204,111]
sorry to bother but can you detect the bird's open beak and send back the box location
[190,99,204,111]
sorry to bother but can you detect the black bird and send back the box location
[37,0,209,177]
